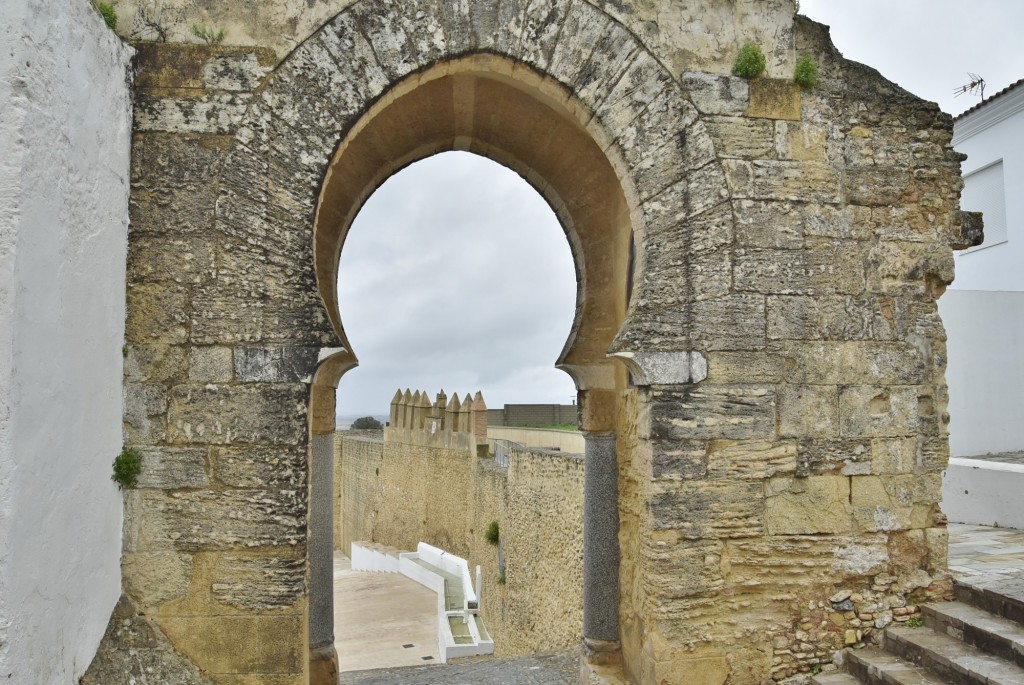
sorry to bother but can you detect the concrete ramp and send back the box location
[350,542,495,662]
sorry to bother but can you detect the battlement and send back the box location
[385,388,489,454]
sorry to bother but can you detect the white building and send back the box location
[941,78,1024,457]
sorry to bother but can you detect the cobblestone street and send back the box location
[341,650,579,685]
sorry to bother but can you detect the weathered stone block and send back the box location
[705,116,775,159]
[765,476,853,535]
[257,615,305,673]
[81,595,214,685]
[652,440,708,481]
[122,551,194,609]
[778,385,838,438]
[775,120,828,161]
[167,385,307,445]
[212,446,306,490]
[136,447,208,489]
[125,344,189,384]
[133,44,274,91]
[733,200,804,249]
[680,72,748,116]
[690,295,767,351]
[125,383,169,445]
[838,386,920,438]
[135,91,254,135]
[746,79,801,121]
[803,203,872,241]
[212,555,304,611]
[128,233,215,286]
[158,615,261,674]
[722,159,840,203]
[843,167,912,206]
[706,440,797,480]
[651,385,775,441]
[234,346,321,383]
[126,283,190,345]
[795,438,871,477]
[190,347,234,383]
[870,437,917,475]
[733,241,865,295]
[132,489,305,551]
[766,295,896,341]
[651,480,764,538]
[705,351,787,384]
[774,341,928,386]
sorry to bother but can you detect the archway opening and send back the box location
[308,55,638,678]
[331,150,578,670]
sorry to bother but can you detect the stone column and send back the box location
[582,431,620,659]
[309,383,339,685]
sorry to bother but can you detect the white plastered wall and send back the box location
[0,0,133,681]
[939,291,1024,457]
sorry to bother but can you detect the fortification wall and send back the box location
[0,1,134,681]
[335,421,585,656]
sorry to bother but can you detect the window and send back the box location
[961,160,1008,252]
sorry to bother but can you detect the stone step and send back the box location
[811,671,865,685]
[924,601,1024,669]
[956,576,1024,626]
[846,647,947,685]
[884,625,1024,685]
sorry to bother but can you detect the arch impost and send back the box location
[608,350,707,386]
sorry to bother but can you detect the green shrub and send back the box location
[906,615,923,628]
[484,521,500,546]
[112,445,142,490]
[794,53,819,90]
[732,42,766,80]
[191,24,226,45]
[98,2,117,30]
[351,416,383,430]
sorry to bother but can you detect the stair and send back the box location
[813,577,1024,685]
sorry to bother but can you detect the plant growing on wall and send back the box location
[732,42,766,80]
[484,521,500,546]
[112,444,142,490]
[794,53,819,90]
[97,2,118,30]
[191,24,226,45]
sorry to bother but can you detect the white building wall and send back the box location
[939,290,1024,457]
[0,0,133,681]
[950,88,1024,291]
[940,86,1024,459]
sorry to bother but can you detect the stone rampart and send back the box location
[335,390,585,656]
[94,1,973,682]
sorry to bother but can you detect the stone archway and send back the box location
[106,1,970,684]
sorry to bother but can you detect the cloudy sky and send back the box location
[335,1,1022,419]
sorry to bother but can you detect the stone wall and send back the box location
[97,1,973,683]
[487,403,578,427]
[334,422,585,657]
[0,1,133,681]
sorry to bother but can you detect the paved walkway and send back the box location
[948,522,1024,579]
[334,554,441,672]
[340,650,579,685]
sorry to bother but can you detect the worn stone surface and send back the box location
[109,3,967,684]
[81,595,214,685]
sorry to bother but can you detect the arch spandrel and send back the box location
[213,0,730,377]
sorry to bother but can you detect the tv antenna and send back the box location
[954,73,986,100]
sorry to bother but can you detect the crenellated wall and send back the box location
[334,390,586,657]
